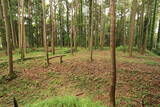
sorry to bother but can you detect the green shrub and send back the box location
[151,49,160,56]
[116,46,128,52]
[25,96,106,107]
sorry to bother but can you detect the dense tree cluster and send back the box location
[0,0,159,53]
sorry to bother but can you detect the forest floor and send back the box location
[0,48,160,107]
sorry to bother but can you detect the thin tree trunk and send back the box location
[7,0,16,49]
[149,0,158,50]
[42,0,49,65]
[128,0,137,57]
[121,9,126,52]
[89,0,93,61]
[99,0,104,50]
[1,0,14,76]
[0,0,7,52]
[140,0,153,54]
[50,0,55,55]
[109,0,117,106]
[73,2,77,51]
[18,1,21,48]
[66,0,70,47]
[156,20,160,49]
[138,2,144,52]
[19,0,25,60]
[70,5,74,55]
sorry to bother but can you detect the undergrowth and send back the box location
[25,96,106,107]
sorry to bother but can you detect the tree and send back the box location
[109,0,117,106]
[42,0,49,65]
[140,0,153,54]
[89,0,93,61]
[1,0,14,76]
[27,0,34,47]
[137,0,144,52]
[156,20,160,49]
[70,2,74,55]
[99,0,104,50]
[65,0,70,47]
[149,0,158,50]
[50,0,55,55]
[0,0,7,52]
[18,0,26,60]
[128,0,137,57]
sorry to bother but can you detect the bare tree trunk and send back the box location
[50,0,55,55]
[0,0,7,54]
[7,1,16,49]
[138,1,144,52]
[1,0,14,76]
[128,0,137,57]
[109,0,117,106]
[18,1,20,48]
[99,0,104,50]
[70,4,74,55]
[89,0,93,61]
[19,0,25,60]
[140,0,153,54]
[156,20,160,49]
[66,0,70,47]
[149,0,158,50]
[42,0,49,65]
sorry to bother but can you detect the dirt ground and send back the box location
[0,50,160,107]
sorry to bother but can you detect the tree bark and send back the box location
[50,0,55,55]
[19,0,26,60]
[99,0,104,50]
[156,20,160,49]
[66,0,70,47]
[149,0,158,50]
[70,5,74,55]
[0,0,7,52]
[89,0,93,61]
[140,0,153,54]
[109,0,117,106]
[1,0,14,76]
[42,0,49,65]
[128,0,137,57]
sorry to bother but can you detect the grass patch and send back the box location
[145,61,159,66]
[25,96,106,107]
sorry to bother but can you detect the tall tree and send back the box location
[137,1,144,52]
[65,0,70,47]
[70,2,74,55]
[0,0,7,52]
[128,0,137,56]
[99,0,104,50]
[79,0,84,47]
[50,0,55,55]
[156,20,160,49]
[149,0,158,50]
[140,0,153,54]
[18,0,26,60]
[42,0,49,65]
[1,0,14,76]
[109,0,117,106]
[71,0,78,51]
[7,1,16,49]
[89,0,93,61]
[27,0,34,47]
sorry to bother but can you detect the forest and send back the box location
[0,0,160,106]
